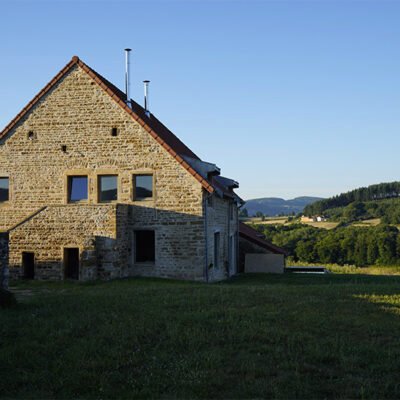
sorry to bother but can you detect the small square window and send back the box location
[98,175,118,202]
[135,230,155,263]
[0,177,9,202]
[134,174,153,200]
[68,176,88,203]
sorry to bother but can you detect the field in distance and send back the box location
[244,217,383,230]
[244,216,338,229]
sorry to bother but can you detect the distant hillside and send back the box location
[304,181,400,217]
[243,196,323,217]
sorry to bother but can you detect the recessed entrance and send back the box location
[22,252,35,279]
[64,248,80,280]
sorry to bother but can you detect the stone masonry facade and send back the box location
[0,58,239,282]
[0,232,9,289]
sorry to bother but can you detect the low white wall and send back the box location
[245,254,284,274]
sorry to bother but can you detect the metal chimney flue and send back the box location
[143,80,150,117]
[124,48,132,108]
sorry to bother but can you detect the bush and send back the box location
[0,288,17,308]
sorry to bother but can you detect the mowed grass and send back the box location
[2,274,400,399]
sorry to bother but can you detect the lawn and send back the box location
[2,274,400,399]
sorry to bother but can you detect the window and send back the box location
[135,230,155,263]
[134,174,153,200]
[98,175,118,202]
[68,176,88,202]
[214,232,220,269]
[230,203,235,220]
[111,127,118,137]
[0,177,9,202]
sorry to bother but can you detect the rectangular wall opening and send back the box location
[214,232,220,269]
[135,230,155,263]
[22,252,35,279]
[64,248,80,280]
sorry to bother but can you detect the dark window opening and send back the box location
[22,252,35,279]
[214,232,220,269]
[68,176,88,202]
[98,175,118,202]
[135,230,155,263]
[61,145,67,152]
[0,177,9,202]
[64,248,80,280]
[28,131,35,140]
[134,175,153,200]
[111,127,118,137]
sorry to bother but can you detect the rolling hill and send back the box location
[303,181,400,224]
[243,196,323,217]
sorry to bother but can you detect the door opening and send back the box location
[22,252,35,279]
[64,248,80,280]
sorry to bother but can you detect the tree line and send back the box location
[304,181,400,216]
[321,198,400,224]
[253,223,400,267]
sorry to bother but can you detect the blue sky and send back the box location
[1,0,400,200]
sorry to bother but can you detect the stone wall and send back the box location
[9,205,117,280]
[0,232,9,289]
[206,194,238,282]
[0,63,234,282]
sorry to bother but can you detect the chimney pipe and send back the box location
[124,48,132,108]
[143,80,150,117]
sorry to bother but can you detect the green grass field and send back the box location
[2,274,400,399]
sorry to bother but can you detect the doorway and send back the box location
[64,248,80,280]
[22,252,35,279]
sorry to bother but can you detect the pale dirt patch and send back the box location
[302,221,339,230]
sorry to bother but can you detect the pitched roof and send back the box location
[239,222,287,255]
[0,56,213,193]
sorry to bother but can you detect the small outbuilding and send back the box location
[238,222,287,274]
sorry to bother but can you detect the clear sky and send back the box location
[1,0,400,200]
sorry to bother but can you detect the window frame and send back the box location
[97,174,118,203]
[0,176,10,204]
[67,175,89,203]
[229,202,235,221]
[133,173,154,201]
[214,231,220,269]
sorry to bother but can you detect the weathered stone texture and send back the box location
[0,64,236,281]
[0,232,9,288]
[206,194,238,281]
[9,205,116,280]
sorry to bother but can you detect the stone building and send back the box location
[0,56,243,282]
